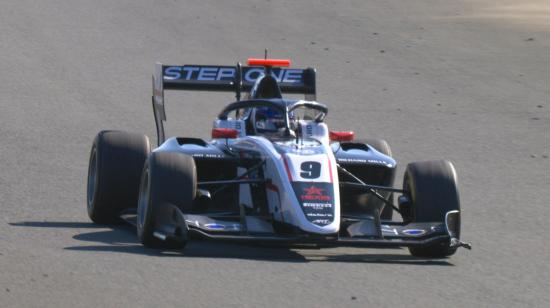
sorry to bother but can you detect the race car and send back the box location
[86,58,471,257]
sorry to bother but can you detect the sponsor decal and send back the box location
[293,182,335,226]
[337,158,367,163]
[204,223,240,231]
[368,159,388,165]
[306,213,332,217]
[301,186,331,201]
[302,202,332,210]
[382,226,430,237]
[305,125,313,137]
[336,158,393,168]
[402,229,426,236]
[163,66,303,84]
[192,153,223,159]
[204,223,225,230]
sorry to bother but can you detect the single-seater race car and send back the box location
[86,58,471,257]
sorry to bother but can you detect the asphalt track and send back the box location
[1,1,549,307]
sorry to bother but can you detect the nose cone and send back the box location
[291,182,335,227]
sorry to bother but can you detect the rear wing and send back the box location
[152,62,316,145]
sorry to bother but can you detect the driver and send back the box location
[251,106,296,138]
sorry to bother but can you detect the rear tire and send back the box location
[137,152,196,249]
[87,131,150,224]
[362,139,394,220]
[362,139,392,158]
[403,160,460,258]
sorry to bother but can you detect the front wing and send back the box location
[120,204,468,250]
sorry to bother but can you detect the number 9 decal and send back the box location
[300,161,321,179]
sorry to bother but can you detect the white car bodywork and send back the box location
[155,116,341,235]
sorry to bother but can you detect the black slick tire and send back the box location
[403,160,460,258]
[87,131,150,224]
[137,152,196,249]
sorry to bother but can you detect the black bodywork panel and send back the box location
[333,141,396,216]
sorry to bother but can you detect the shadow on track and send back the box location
[9,221,106,229]
[9,221,453,266]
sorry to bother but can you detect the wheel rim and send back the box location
[87,147,98,211]
[137,167,149,232]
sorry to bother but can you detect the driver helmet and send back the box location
[252,106,287,136]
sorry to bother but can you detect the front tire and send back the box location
[403,160,460,258]
[137,152,196,249]
[87,131,150,224]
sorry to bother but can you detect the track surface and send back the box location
[1,1,549,307]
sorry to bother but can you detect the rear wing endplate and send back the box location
[152,63,316,145]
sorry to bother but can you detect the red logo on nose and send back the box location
[301,186,330,201]
[304,186,324,195]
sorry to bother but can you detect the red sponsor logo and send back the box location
[301,186,331,201]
